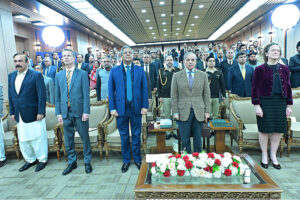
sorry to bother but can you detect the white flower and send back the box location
[204,171,213,178]
[188,154,196,162]
[220,165,225,173]
[224,152,232,158]
[170,170,177,177]
[193,159,202,168]
[168,162,176,171]
[191,168,200,177]
[151,167,157,175]
[222,157,232,168]
[213,171,222,178]
[207,158,214,167]
[233,155,242,163]
[184,171,190,176]
[214,154,222,160]
[230,166,238,176]
[199,152,208,160]
[199,169,206,177]
[160,163,167,173]
[199,159,208,169]
[170,157,176,163]
[177,158,185,166]
[177,164,186,171]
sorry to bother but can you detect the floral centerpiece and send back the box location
[151,152,248,179]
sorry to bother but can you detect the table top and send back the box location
[148,121,174,132]
[209,119,237,131]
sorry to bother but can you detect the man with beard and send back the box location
[8,53,47,172]
[96,57,112,101]
[85,47,93,63]
[158,56,180,140]
[246,51,261,69]
[289,41,300,88]
[215,50,224,69]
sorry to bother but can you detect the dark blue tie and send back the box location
[126,66,132,102]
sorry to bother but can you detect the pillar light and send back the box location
[271,4,300,30]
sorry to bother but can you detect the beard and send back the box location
[249,59,257,65]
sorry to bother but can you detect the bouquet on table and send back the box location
[151,152,248,178]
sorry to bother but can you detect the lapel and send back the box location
[118,63,125,91]
[11,71,17,95]
[193,70,200,91]
[69,68,78,91]
[132,63,137,90]
[236,65,244,80]
[19,69,33,95]
[181,70,190,92]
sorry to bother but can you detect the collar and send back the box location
[164,66,175,72]
[238,63,245,68]
[66,65,75,72]
[17,68,29,76]
[185,68,195,74]
[206,67,217,73]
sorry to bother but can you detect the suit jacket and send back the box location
[84,53,92,63]
[281,57,288,66]
[220,59,238,90]
[44,76,55,104]
[171,69,211,121]
[8,69,46,123]
[142,63,158,90]
[228,64,253,97]
[55,67,90,118]
[215,58,224,69]
[43,65,57,83]
[289,54,300,88]
[0,82,3,117]
[252,64,293,105]
[76,62,91,75]
[52,59,62,71]
[108,62,149,116]
[179,49,186,63]
[195,60,205,71]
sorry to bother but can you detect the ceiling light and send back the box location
[42,26,65,47]
[153,37,157,39]
[180,0,186,3]
[188,29,192,32]
[176,33,179,35]
[152,32,155,35]
[146,19,150,22]
[177,21,181,24]
[141,9,147,13]
[162,22,166,25]
[191,24,195,26]
[176,28,180,30]
[31,21,48,26]
[13,14,30,20]
[164,34,167,36]
[179,12,184,16]
[149,27,153,29]
[186,34,190,36]
[208,0,268,40]
[161,13,166,17]
[194,16,199,19]
[160,1,165,5]
[271,4,300,30]
[163,29,167,31]
[199,4,204,9]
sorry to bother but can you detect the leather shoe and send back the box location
[121,163,130,173]
[85,163,93,174]
[172,133,178,140]
[135,162,141,170]
[269,154,281,170]
[35,162,47,172]
[0,160,6,168]
[62,162,77,175]
[19,160,38,172]
[260,161,269,169]
[166,134,171,140]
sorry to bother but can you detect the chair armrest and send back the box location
[102,115,117,143]
[142,115,147,141]
[287,117,292,138]
[53,124,62,147]
[12,125,19,148]
[229,102,244,139]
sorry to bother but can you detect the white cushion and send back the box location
[242,124,258,140]
[74,129,98,144]
[47,130,55,146]
[291,122,300,138]
[4,131,14,146]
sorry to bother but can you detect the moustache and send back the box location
[15,65,22,69]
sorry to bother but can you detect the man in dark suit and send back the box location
[84,47,93,63]
[289,41,300,88]
[220,48,237,90]
[55,49,92,175]
[8,53,47,172]
[36,55,45,69]
[179,43,188,63]
[142,54,158,92]
[76,54,91,75]
[43,57,57,83]
[215,50,225,69]
[108,46,148,173]
[228,52,254,97]
[52,51,62,72]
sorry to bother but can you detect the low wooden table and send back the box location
[135,154,282,199]
[148,125,173,154]
[209,120,236,153]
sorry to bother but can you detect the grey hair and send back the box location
[43,56,52,62]
[62,48,76,57]
[184,52,197,60]
[120,45,134,56]
[165,55,173,61]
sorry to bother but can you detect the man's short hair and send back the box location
[133,58,141,62]
[62,48,75,57]
[77,54,84,58]
[206,55,215,62]
[239,44,247,50]
[236,52,246,58]
[36,55,43,59]
[184,52,196,60]
[44,56,52,62]
[248,51,257,57]
[120,45,134,56]
[165,55,173,61]
[13,53,28,62]
[52,51,58,56]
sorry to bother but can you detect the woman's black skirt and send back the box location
[256,95,287,134]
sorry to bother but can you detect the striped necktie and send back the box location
[241,66,246,80]
[67,70,72,106]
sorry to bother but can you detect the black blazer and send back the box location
[76,62,91,75]
[220,59,238,90]
[84,53,92,63]
[179,49,185,63]
[195,60,205,71]
[215,58,225,70]
[142,63,158,90]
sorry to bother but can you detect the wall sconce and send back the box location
[257,35,262,39]
[35,42,41,51]
[67,41,72,47]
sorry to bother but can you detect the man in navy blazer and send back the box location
[220,49,238,90]
[228,52,254,97]
[9,53,48,172]
[142,54,157,91]
[76,54,91,75]
[55,49,92,175]
[43,57,57,83]
[52,51,62,71]
[108,46,148,173]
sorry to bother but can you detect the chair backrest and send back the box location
[292,87,300,96]
[107,116,117,134]
[90,89,97,98]
[291,93,300,120]
[89,101,109,128]
[230,95,256,124]
[45,105,58,130]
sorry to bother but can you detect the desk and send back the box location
[209,120,236,153]
[148,125,173,154]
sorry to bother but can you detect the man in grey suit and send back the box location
[0,82,5,167]
[171,52,211,153]
[55,49,92,175]
[34,64,55,104]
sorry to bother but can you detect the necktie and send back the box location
[67,70,72,106]
[188,71,193,90]
[45,67,49,76]
[126,66,132,102]
[241,66,246,80]
[229,60,232,65]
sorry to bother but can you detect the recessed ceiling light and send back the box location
[191,24,195,26]
[146,19,150,22]
[186,34,190,36]
[176,27,180,30]
[160,1,165,5]
[164,34,167,36]
[199,4,204,9]
[13,14,30,20]
[177,21,181,24]
[176,33,179,35]
[149,27,153,29]
[180,0,186,3]
[188,29,192,32]
[163,29,167,31]
[141,9,147,13]
[161,13,166,17]
[162,22,166,25]
[194,16,199,19]
[179,12,184,16]
[152,32,155,35]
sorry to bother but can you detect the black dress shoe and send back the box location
[135,162,141,170]
[35,162,47,172]
[0,160,6,168]
[85,163,93,174]
[172,133,178,140]
[166,134,171,140]
[62,162,77,175]
[269,154,281,170]
[260,161,269,169]
[121,163,130,173]
[19,160,38,172]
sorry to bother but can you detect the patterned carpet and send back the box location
[0,133,300,199]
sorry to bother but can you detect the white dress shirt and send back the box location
[15,68,29,94]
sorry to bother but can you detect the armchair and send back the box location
[287,93,300,156]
